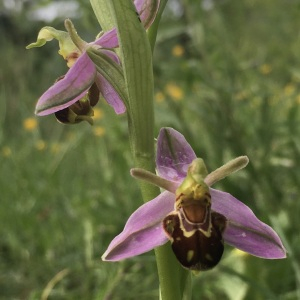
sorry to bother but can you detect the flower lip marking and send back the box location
[176,185,211,225]
[162,159,227,271]
[163,208,227,271]
[101,127,286,265]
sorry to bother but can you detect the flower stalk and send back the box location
[105,0,154,161]
[92,1,186,298]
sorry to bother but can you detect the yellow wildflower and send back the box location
[172,45,184,57]
[165,83,184,101]
[35,140,46,151]
[23,117,38,131]
[2,146,12,157]
[93,126,106,137]
[284,83,296,96]
[259,64,272,75]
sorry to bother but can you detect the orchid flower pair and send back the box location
[27,0,286,271]
[102,127,286,270]
[26,0,160,124]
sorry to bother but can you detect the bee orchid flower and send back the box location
[26,0,160,124]
[27,21,124,123]
[102,128,286,270]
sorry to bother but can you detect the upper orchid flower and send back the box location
[26,0,160,124]
[102,128,286,270]
[26,20,125,124]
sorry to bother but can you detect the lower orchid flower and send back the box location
[102,127,286,270]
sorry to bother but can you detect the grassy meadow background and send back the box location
[1,0,300,299]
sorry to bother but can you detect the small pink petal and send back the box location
[36,53,96,116]
[94,28,119,48]
[156,127,196,182]
[134,0,160,29]
[100,49,120,64]
[102,191,174,261]
[95,74,126,114]
[93,49,125,114]
[210,188,286,259]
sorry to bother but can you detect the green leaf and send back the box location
[147,0,169,51]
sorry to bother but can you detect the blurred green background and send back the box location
[1,0,300,299]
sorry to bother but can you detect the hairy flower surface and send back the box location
[102,128,286,269]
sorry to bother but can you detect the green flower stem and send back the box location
[91,1,189,299]
[106,0,156,199]
[156,243,189,300]
[146,2,190,298]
